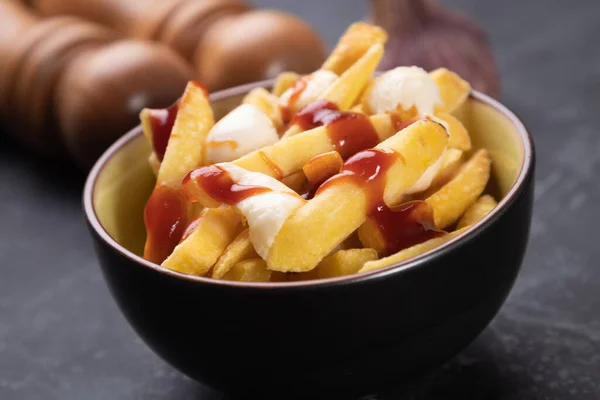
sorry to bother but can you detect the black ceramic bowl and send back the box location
[84,80,534,398]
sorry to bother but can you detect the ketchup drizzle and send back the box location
[143,185,187,264]
[191,80,210,98]
[148,81,209,161]
[293,100,380,159]
[183,165,272,205]
[370,201,444,256]
[287,76,309,110]
[316,148,399,213]
[316,148,442,255]
[148,101,179,161]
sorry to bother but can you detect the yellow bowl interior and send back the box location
[92,94,525,258]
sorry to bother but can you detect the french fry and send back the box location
[282,171,307,193]
[281,44,384,139]
[272,72,300,96]
[350,104,365,113]
[321,22,387,75]
[430,68,471,114]
[359,227,468,273]
[139,108,165,170]
[162,207,242,275]
[356,200,440,256]
[320,44,384,112]
[267,120,448,272]
[143,82,214,263]
[434,113,471,151]
[418,148,464,198]
[303,151,343,188]
[316,248,378,278]
[425,149,491,229]
[242,87,285,130]
[177,114,395,273]
[156,81,213,185]
[221,258,272,282]
[148,152,160,176]
[457,195,497,229]
[184,113,396,205]
[212,228,258,279]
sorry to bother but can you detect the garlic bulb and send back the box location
[369,0,500,98]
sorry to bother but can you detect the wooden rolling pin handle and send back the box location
[0,0,195,167]
[31,0,327,91]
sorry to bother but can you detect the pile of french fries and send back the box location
[139,22,497,282]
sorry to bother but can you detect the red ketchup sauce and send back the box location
[259,151,284,180]
[287,76,309,110]
[316,148,443,255]
[148,102,179,161]
[293,100,380,159]
[191,80,210,98]
[279,76,310,125]
[143,185,188,264]
[316,148,399,212]
[370,201,444,256]
[183,165,272,205]
[147,81,209,161]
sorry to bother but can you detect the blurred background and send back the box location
[2,0,600,399]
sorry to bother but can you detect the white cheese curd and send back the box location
[279,69,338,110]
[205,104,279,163]
[365,66,442,115]
[218,163,305,259]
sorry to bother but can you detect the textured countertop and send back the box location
[1,0,599,399]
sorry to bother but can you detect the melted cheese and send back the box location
[205,104,279,163]
[366,66,442,115]
[218,163,305,259]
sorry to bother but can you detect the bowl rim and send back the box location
[83,79,534,290]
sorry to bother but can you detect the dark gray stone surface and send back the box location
[1,0,599,399]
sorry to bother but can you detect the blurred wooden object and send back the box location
[31,0,327,91]
[0,0,193,167]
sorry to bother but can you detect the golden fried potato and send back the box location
[144,82,214,263]
[221,258,272,282]
[418,148,464,198]
[267,120,448,272]
[281,43,384,139]
[212,229,258,279]
[157,81,213,186]
[457,195,498,229]
[321,43,384,111]
[434,113,471,151]
[425,149,491,229]
[322,22,387,75]
[282,171,307,193]
[148,152,160,176]
[272,72,300,97]
[303,151,343,188]
[235,113,394,179]
[430,68,471,114]
[316,248,378,278]
[162,208,242,276]
[360,228,468,273]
